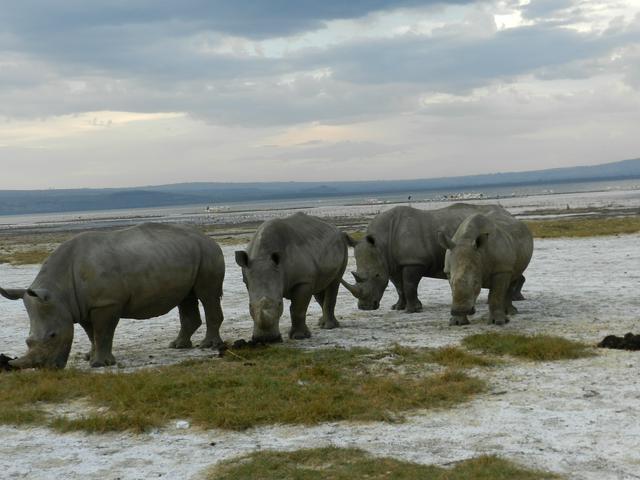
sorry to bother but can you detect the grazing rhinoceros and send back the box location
[0,223,225,369]
[341,203,522,313]
[235,212,348,343]
[438,211,533,326]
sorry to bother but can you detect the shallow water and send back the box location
[1,179,639,233]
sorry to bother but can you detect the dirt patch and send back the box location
[597,333,640,351]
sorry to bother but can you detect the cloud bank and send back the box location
[0,0,639,188]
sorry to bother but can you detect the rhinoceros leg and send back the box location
[318,280,340,329]
[390,274,406,310]
[90,306,120,367]
[510,275,526,301]
[170,291,201,349]
[488,273,511,326]
[79,320,95,362]
[289,284,312,340]
[402,265,425,314]
[198,293,224,349]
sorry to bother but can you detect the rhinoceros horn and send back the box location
[437,231,456,250]
[9,355,37,369]
[0,287,27,300]
[340,279,362,298]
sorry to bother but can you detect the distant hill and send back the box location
[0,157,638,216]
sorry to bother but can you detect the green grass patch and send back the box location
[462,333,594,361]
[0,346,487,433]
[0,248,52,265]
[525,216,640,238]
[208,447,560,480]
[390,344,498,369]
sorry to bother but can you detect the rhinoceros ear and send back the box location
[474,233,489,249]
[365,234,376,246]
[235,251,249,268]
[0,287,27,300]
[27,288,50,302]
[437,231,455,250]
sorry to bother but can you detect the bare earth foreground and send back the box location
[1,222,639,478]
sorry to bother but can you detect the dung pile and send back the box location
[0,354,16,372]
[597,333,640,351]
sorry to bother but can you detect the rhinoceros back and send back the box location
[36,223,224,320]
[367,203,507,278]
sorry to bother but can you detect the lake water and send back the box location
[1,178,639,232]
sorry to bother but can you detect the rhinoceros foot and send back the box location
[506,304,518,315]
[489,314,510,326]
[289,325,311,340]
[512,292,525,301]
[318,316,340,329]
[91,354,116,368]
[405,303,423,314]
[169,338,193,349]
[198,336,224,349]
[449,315,470,326]
[391,301,406,311]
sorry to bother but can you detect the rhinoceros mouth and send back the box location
[357,300,380,311]
[9,354,68,370]
[251,333,283,344]
[451,306,475,316]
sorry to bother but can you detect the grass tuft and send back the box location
[0,346,487,433]
[525,216,640,238]
[462,333,594,361]
[0,249,52,265]
[207,447,561,480]
[389,344,498,369]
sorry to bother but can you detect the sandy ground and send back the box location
[1,232,639,479]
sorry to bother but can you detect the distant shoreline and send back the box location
[1,157,639,217]
[1,174,639,219]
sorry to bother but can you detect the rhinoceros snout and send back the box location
[451,307,475,316]
[251,332,283,344]
[357,299,380,311]
[250,298,283,320]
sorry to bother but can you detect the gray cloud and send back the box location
[313,23,638,89]
[0,0,475,43]
[521,0,576,20]
[0,1,638,139]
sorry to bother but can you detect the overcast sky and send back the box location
[1,0,639,189]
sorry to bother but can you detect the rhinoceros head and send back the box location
[235,251,284,343]
[439,231,485,325]
[0,287,74,369]
[341,234,388,310]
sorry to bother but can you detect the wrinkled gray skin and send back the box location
[439,211,533,326]
[0,223,225,369]
[343,204,524,314]
[235,212,348,343]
